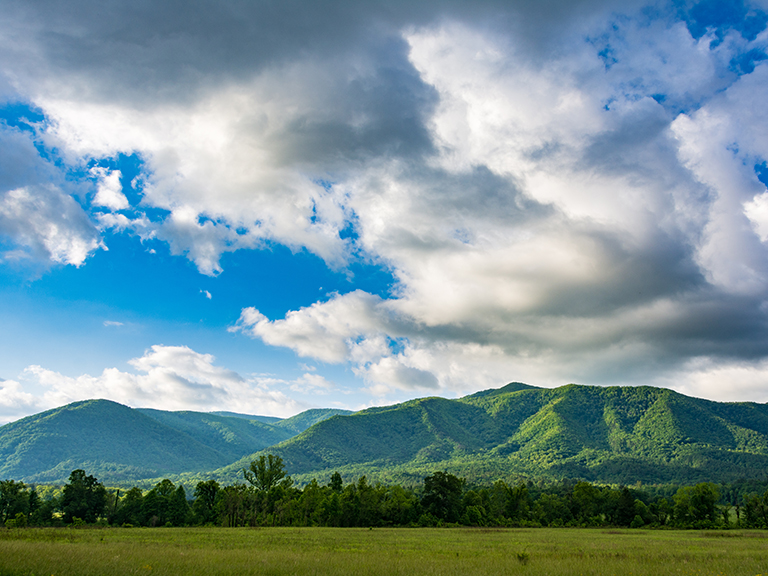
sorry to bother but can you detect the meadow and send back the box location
[1,527,767,576]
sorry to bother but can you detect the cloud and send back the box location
[0,123,102,267]
[213,4,768,402]
[5,345,306,422]
[3,0,768,403]
[103,320,123,327]
[0,185,103,266]
[0,378,39,424]
[90,167,128,210]
[231,291,394,363]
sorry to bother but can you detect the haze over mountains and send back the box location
[3,383,768,486]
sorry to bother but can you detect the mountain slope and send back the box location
[273,408,353,435]
[136,409,293,462]
[0,400,231,483]
[0,401,348,484]
[216,383,768,485]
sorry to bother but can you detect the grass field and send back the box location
[1,527,767,576]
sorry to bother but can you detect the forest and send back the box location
[4,455,768,530]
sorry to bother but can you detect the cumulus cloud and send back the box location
[0,124,102,266]
[0,185,103,266]
[0,345,310,423]
[227,4,768,401]
[90,167,128,210]
[3,0,768,403]
[0,378,39,424]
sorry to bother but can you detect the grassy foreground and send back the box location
[1,527,767,576]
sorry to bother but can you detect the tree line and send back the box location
[4,455,768,529]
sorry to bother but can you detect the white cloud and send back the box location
[0,186,103,266]
[289,372,337,394]
[661,357,768,403]
[0,379,39,425]
[3,1,768,403]
[90,167,128,210]
[0,124,103,268]
[232,291,392,363]
[11,345,305,420]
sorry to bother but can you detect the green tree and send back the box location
[422,472,464,523]
[381,485,419,526]
[141,479,177,526]
[329,472,343,493]
[192,480,220,525]
[168,485,189,526]
[505,482,532,523]
[673,483,720,527]
[60,470,107,524]
[0,480,29,524]
[742,490,768,528]
[571,482,602,525]
[244,454,287,492]
[216,484,249,527]
[113,487,143,526]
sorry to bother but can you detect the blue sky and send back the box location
[1,0,768,423]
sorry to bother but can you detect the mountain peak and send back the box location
[462,381,540,399]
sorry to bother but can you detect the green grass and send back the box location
[1,527,767,575]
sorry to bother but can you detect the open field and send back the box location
[1,527,767,576]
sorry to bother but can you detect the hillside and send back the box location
[0,401,346,483]
[0,400,229,483]
[136,409,293,462]
[5,383,768,486]
[215,383,768,485]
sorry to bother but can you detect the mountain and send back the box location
[215,383,768,485]
[5,384,768,487]
[208,411,283,425]
[273,408,354,435]
[135,408,293,462]
[0,400,346,484]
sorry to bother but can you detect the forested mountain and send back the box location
[0,401,348,483]
[4,384,768,486]
[215,383,768,485]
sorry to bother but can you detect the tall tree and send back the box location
[0,480,29,524]
[113,487,144,526]
[192,480,220,525]
[422,471,464,523]
[243,454,287,492]
[60,470,107,524]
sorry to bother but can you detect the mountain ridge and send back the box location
[211,383,768,486]
[0,400,348,483]
[3,383,768,486]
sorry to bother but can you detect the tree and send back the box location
[168,485,190,526]
[505,482,532,524]
[192,480,220,525]
[329,472,343,493]
[142,479,176,526]
[422,472,464,523]
[0,480,29,524]
[113,487,144,526]
[673,483,720,527]
[244,455,287,492]
[611,486,637,527]
[60,470,107,524]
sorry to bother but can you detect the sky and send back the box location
[1,0,768,424]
